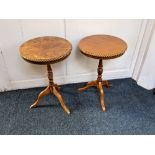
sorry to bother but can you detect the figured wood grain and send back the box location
[19,36,72,64]
[79,35,127,59]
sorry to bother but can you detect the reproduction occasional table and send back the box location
[19,36,72,114]
[78,35,127,112]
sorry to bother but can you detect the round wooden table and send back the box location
[78,35,128,112]
[19,36,72,114]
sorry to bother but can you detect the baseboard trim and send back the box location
[8,69,130,91]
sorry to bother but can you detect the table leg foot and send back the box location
[53,87,70,114]
[30,86,50,108]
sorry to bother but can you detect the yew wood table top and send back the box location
[78,35,127,59]
[19,36,72,64]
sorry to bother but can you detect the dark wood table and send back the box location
[19,36,72,114]
[78,35,128,112]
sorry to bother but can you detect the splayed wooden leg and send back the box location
[103,80,112,88]
[98,82,106,112]
[78,80,97,92]
[30,86,50,108]
[53,86,70,114]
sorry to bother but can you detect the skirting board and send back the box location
[137,76,155,90]
[8,68,131,91]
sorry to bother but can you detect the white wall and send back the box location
[135,22,155,89]
[0,47,10,91]
[65,19,142,82]
[0,19,143,91]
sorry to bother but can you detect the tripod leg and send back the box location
[53,87,70,114]
[98,82,106,112]
[30,86,50,108]
[103,80,112,88]
[78,80,97,92]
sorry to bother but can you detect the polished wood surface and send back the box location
[20,36,72,64]
[19,36,71,114]
[79,35,127,59]
[79,35,128,112]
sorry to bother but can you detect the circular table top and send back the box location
[19,36,72,64]
[78,35,127,59]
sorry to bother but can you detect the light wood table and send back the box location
[78,35,128,112]
[19,36,72,114]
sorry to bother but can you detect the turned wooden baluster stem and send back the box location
[97,59,103,82]
[47,64,54,87]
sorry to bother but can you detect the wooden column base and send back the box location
[30,64,70,115]
[78,59,111,112]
